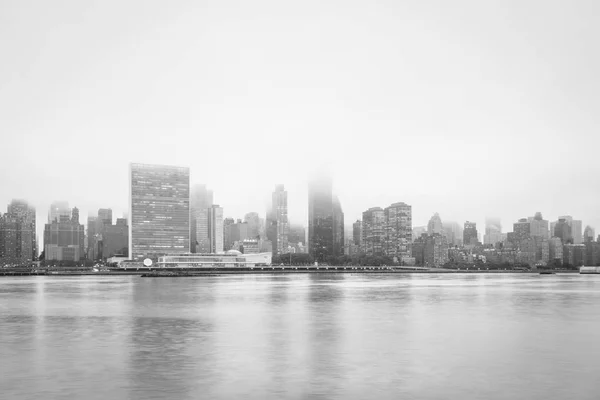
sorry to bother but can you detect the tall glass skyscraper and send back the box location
[190,184,213,253]
[271,184,288,255]
[308,172,344,262]
[129,163,190,260]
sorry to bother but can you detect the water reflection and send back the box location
[1,274,600,400]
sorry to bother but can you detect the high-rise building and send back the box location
[98,208,113,225]
[308,173,334,262]
[553,219,573,244]
[129,163,190,260]
[44,206,85,261]
[463,221,479,247]
[555,216,582,244]
[584,226,596,242]
[549,237,563,263]
[244,212,261,239]
[384,202,412,260]
[413,226,427,241]
[223,217,236,251]
[190,184,213,253]
[529,212,549,239]
[484,217,504,246]
[443,221,463,246]
[424,233,449,267]
[102,219,129,258]
[332,196,344,257]
[48,201,70,223]
[271,185,289,255]
[512,218,531,248]
[427,213,443,235]
[352,220,362,248]
[0,200,37,263]
[208,205,224,253]
[361,207,385,256]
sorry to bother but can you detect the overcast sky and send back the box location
[1,0,599,243]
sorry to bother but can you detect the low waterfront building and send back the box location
[157,250,272,268]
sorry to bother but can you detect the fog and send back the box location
[1,0,599,245]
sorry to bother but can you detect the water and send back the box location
[1,273,599,400]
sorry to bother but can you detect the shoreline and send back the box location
[0,267,582,277]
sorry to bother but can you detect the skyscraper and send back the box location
[554,216,582,244]
[553,218,573,244]
[208,205,224,253]
[44,206,85,261]
[484,217,504,246]
[584,225,595,242]
[98,208,113,225]
[308,172,335,262]
[271,185,289,255]
[244,212,261,239]
[190,184,213,253]
[353,220,362,248]
[332,196,344,257]
[384,202,412,259]
[529,212,549,239]
[48,201,70,223]
[129,163,190,260]
[427,213,443,235]
[362,207,385,256]
[0,200,36,263]
[463,221,479,247]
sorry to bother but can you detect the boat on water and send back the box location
[539,271,556,275]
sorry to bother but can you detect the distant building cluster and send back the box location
[1,162,599,268]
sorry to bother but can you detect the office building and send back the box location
[384,202,412,260]
[129,163,190,260]
[553,219,573,244]
[208,205,224,253]
[244,212,261,239]
[529,212,549,239]
[223,218,236,251]
[332,196,344,257]
[549,237,563,263]
[48,201,71,223]
[463,221,479,247]
[102,218,129,258]
[484,217,504,246]
[0,200,36,263]
[271,185,289,255]
[443,221,463,246]
[584,226,595,242]
[424,233,449,267]
[427,213,443,235]
[44,206,85,261]
[362,207,385,256]
[352,220,362,248]
[190,184,213,253]
[308,172,336,262]
[512,218,531,248]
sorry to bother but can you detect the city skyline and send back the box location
[2,1,599,249]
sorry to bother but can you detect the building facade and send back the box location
[308,173,335,262]
[463,221,479,247]
[190,184,213,253]
[427,213,443,235]
[208,205,224,253]
[271,185,289,255]
[384,202,412,260]
[129,163,190,260]
[362,207,385,256]
[44,207,85,261]
[1,200,37,263]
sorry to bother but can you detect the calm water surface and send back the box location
[1,273,599,400]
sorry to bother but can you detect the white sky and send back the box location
[1,0,599,244]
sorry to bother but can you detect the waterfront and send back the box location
[1,274,600,399]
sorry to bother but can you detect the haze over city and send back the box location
[2,0,599,244]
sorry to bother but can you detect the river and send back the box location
[1,273,599,399]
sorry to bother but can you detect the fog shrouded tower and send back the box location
[308,171,343,262]
[427,213,443,235]
[269,185,289,255]
[190,184,213,253]
[129,163,190,260]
